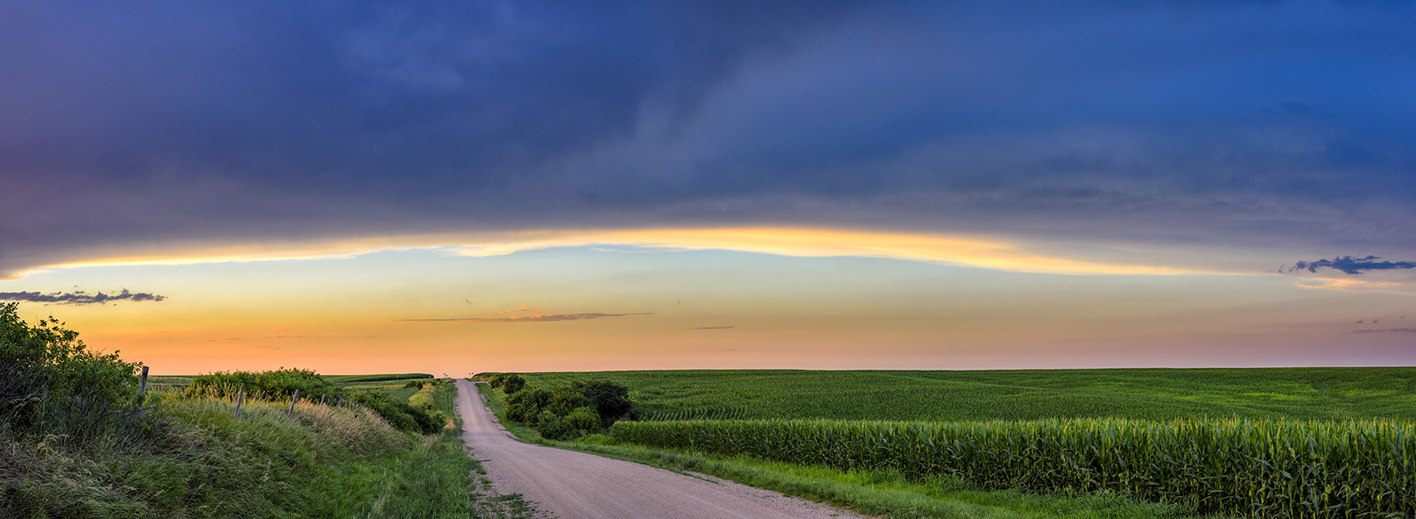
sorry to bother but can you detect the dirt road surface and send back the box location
[454,379,868,519]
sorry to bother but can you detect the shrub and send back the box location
[564,406,600,432]
[536,411,578,440]
[572,380,632,426]
[545,388,592,417]
[0,302,151,443]
[499,379,634,440]
[187,368,441,434]
[187,368,339,402]
[506,387,551,423]
[501,374,526,394]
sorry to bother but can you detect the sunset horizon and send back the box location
[3,1,1414,375]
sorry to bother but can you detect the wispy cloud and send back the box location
[1289,256,1416,275]
[491,304,540,316]
[195,335,376,344]
[1350,328,1416,334]
[394,312,652,323]
[693,325,735,330]
[0,289,165,305]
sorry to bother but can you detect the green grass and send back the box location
[517,368,1416,422]
[3,380,534,518]
[478,382,1223,519]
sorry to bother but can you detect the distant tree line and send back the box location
[487,373,635,440]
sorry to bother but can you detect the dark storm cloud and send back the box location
[394,312,652,323]
[1289,256,1416,275]
[3,1,1416,276]
[0,289,166,305]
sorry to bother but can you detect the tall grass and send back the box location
[613,417,1416,518]
[2,384,510,518]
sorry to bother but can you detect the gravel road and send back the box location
[454,379,869,519]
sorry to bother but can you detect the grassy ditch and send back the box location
[3,382,531,518]
[477,383,1216,519]
[0,302,535,518]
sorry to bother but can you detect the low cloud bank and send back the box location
[0,289,165,305]
[1289,256,1416,275]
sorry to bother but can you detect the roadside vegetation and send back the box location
[486,373,633,441]
[0,302,531,518]
[186,368,446,434]
[492,369,1416,518]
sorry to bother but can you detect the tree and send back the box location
[502,374,526,394]
[573,380,633,426]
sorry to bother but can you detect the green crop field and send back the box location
[517,368,1416,422]
[614,417,1416,517]
[499,368,1416,517]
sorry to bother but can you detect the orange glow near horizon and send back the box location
[453,228,1203,275]
[28,226,1201,279]
[6,228,1414,375]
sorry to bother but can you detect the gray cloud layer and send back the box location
[2,1,1415,276]
[0,289,166,305]
[1290,256,1416,275]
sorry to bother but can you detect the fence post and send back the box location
[234,386,245,418]
[320,394,325,407]
[138,366,149,395]
[288,389,300,418]
[337,395,343,408]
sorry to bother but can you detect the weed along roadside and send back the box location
[0,303,535,517]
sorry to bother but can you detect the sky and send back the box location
[2,0,1414,375]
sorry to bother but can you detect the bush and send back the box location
[536,411,578,441]
[348,391,443,434]
[506,387,551,423]
[573,380,632,426]
[501,374,526,394]
[188,368,338,402]
[565,406,600,432]
[0,302,151,443]
[500,379,634,440]
[546,388,592,417]
[187,368,441,434]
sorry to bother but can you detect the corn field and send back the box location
[612,418,1416,518]
[639,407,748,422]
